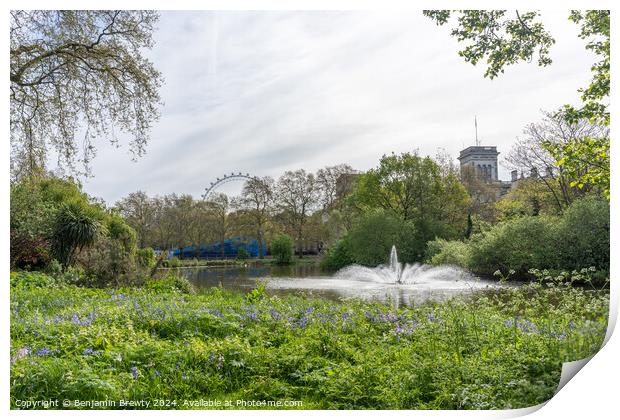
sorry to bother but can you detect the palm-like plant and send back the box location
[52,201,103,270]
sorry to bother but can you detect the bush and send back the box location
[145,273,194,294]
[468,215,559,275]
[426,198,610,277]
[51,201,103,269]
[169,257,181,268]
[136,248,156,269]
[236,248,250,260]
[271,235,294,265]
[10,271,58,288]
[555,197,609,270]
[321,238,354,271]
[425,238,472,267]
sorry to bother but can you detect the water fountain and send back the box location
[183,245,501,306]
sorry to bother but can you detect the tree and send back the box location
[115,191,154,248]
[271,234,294,265]
[316,164,356,211]
[236,177,275,258]
[351,152,470,242]
[505,110,608,208]
[275,170,318,258]
[205,193,232,258]
[51,201,103,270]
[10,10,163,178]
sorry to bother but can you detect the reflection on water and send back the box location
[167,263,505,307]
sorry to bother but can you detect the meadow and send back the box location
[10,271,608,410]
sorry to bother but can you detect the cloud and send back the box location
[81,10,594,204]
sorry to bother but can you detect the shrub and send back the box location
[236,248,250,260]
[169,257,181,268]
[271,234,294,265]
[10,271,58,288]
[555,197,609,270]
[136,248,156,269]
[467,215,559,275]
[425,238,472,267]
[321,238,354,271]
[51,201,103,269]
[145,273,194,294]
[427,198,610,277]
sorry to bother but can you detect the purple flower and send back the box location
[131,366,138,379]
[35,347,56,357]
[154,369,161,378]
[83,348,94,355]
[12,347,31,362]
[269,309,282,320]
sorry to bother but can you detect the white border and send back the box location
[2,1,618,419]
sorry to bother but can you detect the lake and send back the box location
[163,263,504,307]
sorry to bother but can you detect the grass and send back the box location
[10,271,608,410]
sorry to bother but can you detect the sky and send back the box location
[79,10,595,204]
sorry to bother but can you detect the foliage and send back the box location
[425,238,472,268]
[275,170,318,258]
[10,177,93,268]
[135,248,156,269]
[554,197,609,270]
[320,238,354,271]
[424,10,609,126]
[564,11,610,126]
[10,271,58,288]
[236,248,250,260]
[351,152,470,244]
[427,198,609,277]
[51,201,103,270]
[271,234,294,265]
[144,273,194,294]
[495,178,562,220]
[10,279,608,409]
[423,11,554,79]
[543,136,610,200]
[10,10,163,178]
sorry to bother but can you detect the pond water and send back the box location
[166,258,504,307]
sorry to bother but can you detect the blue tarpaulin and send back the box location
[170,236,265,259]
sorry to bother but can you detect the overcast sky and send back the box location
[80,10,594,204]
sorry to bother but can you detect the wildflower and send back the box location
[182,373,188,380]
[394,325,403,334]
[35,347,55,357]
[83,348,94,355]
[131,366,138,379]
[503,319,514,328]
[569,321,576,330]
[154,369,161,378]
[12,347,31,363]
[269,309,282,320]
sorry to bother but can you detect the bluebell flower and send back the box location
[35,347,56,357]
[131,366,138,379]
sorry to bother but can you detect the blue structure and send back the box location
[171,236,266,259]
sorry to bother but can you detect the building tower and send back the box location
[458,146,500,182]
